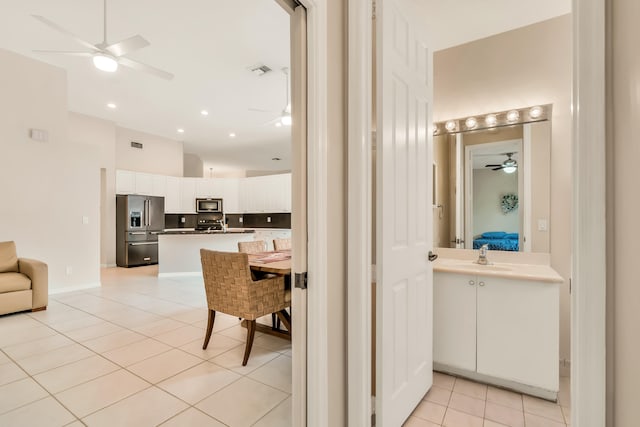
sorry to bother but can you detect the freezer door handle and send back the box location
[148,199,152,227]
[128,242,158,246]
[129,232,146,235]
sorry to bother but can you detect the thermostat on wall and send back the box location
[29,128,48,142]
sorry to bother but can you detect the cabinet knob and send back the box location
[479,281,485,287]
[469,280,475,286]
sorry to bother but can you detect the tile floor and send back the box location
[0,265,571,427]
[0,266,292,426]
[404,372,571,427]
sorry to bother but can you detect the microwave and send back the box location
[196,198,223,213]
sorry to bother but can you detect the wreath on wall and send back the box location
[501,193,519,214]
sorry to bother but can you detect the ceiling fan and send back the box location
[249,67,292,127]
[485,152,518,173]
[31,0,173,80]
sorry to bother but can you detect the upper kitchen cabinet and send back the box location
[239,174,291,213]
[116,170,166,197]
[115,170,136,194]
[180,178,197,213]
[220,179,240,213]
[165,176,181,213]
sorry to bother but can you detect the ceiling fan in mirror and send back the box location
[485,152,518,173]
[31,0,174,80]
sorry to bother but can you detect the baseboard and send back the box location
[49,282,101,295]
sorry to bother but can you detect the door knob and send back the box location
[428,251,438,262]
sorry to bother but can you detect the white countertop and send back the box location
[433,248,563,283]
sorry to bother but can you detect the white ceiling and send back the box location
[0,0,570,173]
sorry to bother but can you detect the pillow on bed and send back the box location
[481,231,506,239]
[505,233,519,240]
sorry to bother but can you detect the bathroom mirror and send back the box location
[433,114,551,253]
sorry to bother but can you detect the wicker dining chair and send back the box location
[200,249,291,366]
[237,240,267,254]
[273,238,292,251]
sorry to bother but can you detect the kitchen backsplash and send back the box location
[164,214,197,229]
[226,213,291,229]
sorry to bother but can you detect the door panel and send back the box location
[376,0,434,425]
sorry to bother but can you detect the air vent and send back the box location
[249,64,272,76]
[131,141,143,149]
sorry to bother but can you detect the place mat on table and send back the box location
[251,252,292,263]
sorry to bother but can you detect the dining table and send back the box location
[245,250,292,339]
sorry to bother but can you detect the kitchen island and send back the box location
[156,229,256,277]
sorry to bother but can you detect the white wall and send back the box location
[610,0,640,424]
[68,113,117,267]
[183,153,203,177]
[434,14,573,369]
[0,49,100,292]
[473,169,519,236]
[116,127,183,176]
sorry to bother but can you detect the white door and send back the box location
[376,0,434,425]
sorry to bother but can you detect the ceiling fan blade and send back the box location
[104,35,150,57]
[32,50,93,57]
[492,166,503,171]
[31,15,99,52]
[485,164,501,167]
[118,57,174,80]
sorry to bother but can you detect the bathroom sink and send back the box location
[447,262,512,272]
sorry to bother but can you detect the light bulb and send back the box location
[275,122,282,127]
[465,117,478,129]
[229,132,236,138]
[485,114,498,127]
[503,166,517,174]
[201,110,209,116]
[529,106,543,119]
[506,110,520,123]
[281,114,292,126]
[177,128,185,133]
[445,120,457,132]
[93,54,118,72]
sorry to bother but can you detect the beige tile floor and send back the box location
[404,372,571,427]
[0,265,292,426]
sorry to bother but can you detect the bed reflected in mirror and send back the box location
[433,113,551,253]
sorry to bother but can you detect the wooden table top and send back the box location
[248,251,292,275]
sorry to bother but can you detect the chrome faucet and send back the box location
[477,244,490,265]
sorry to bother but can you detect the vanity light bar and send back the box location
[433,104,552,135]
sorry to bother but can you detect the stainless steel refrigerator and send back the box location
[116,195,165,267]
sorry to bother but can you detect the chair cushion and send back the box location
[0,272,32,293]
[0,241,19,273]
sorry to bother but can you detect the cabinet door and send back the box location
[221,178,240,213]
[433,272,477,371]
[165,177,181,213]
[180,178,197,213]
[116,170,135,194]
[134,173,153,195]
[151,175,166,197]
[476,277,559,391]
[195,179,216,197]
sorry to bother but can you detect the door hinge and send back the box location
[372,0,376,20]
[371,412,376,426]
[295,272,308,290]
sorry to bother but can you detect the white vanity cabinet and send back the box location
[434,271,559,398]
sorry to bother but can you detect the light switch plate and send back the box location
[538,219,548,231]
[82,216,89,224]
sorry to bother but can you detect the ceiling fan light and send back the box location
[503,165,517,174]
[281,114,292,126]
[93,53,118,72]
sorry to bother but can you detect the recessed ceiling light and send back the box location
[177,128,185,133]
[107,103,116,109]
[229,132,236,138]
[275,122,282,128]
[201,110,209,116]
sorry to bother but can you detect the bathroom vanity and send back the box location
[433,249,563,400]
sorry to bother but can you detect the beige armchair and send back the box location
[0,241,48,315]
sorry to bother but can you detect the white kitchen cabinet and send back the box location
[476,276,558,390]
[115,170,135,194]
[433,272,477,371]
[180,178,197,213]
[238,174,292,213]
[434,271,559,395]
[221,179,240,213]
[134,173,153,195]
[165,176,182,213]
[195,179,216,198]
[151,175,166,197]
